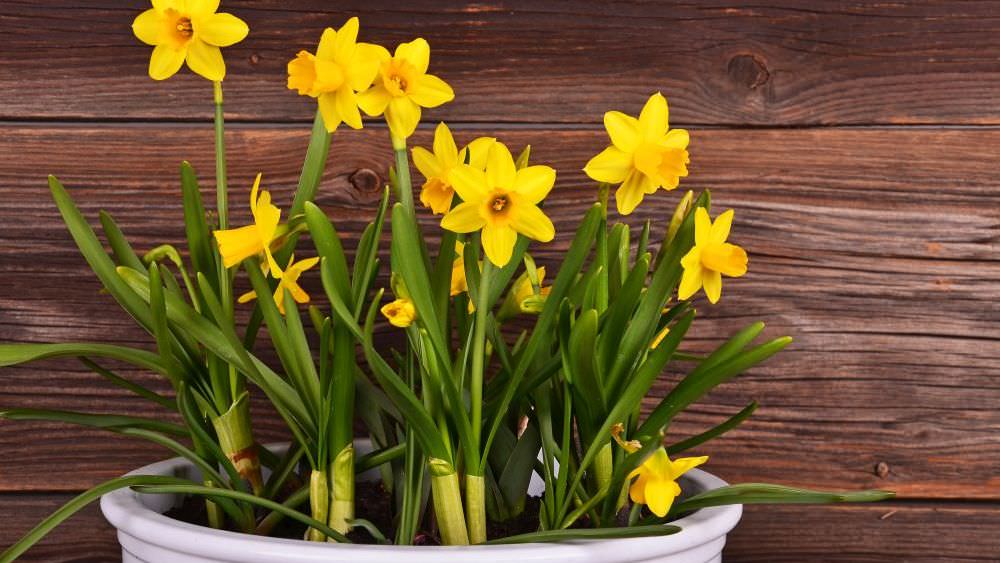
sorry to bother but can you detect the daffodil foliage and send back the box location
[0,8,894,560]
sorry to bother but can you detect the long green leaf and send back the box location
[671,483,895,515]
[179,161,216,283]
[0,408,185,437]
[98,211,145,272]
[667,401,758,455]
[487,524,680,545]
[0,343,165,374]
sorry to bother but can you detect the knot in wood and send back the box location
[727,53,770,90]
[875,461,890,478]
[349,168,381,194]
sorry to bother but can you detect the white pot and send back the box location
[101,441,741,563]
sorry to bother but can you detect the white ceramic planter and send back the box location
[101,442,741,563]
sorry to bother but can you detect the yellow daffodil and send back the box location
[450,241,470,296]
[132,0,249,82]
[414,123,495,214]
[357,39,455,139]
[286,17,384,133]
[238,256,319,315]
[628,448,708,517]
[650,326,670,350]
[213,174,284,276]
[583,93,690,215]
[381,298,416,328]
[678,208,748,304]
[441,142,556,267]
[497,267,551,321]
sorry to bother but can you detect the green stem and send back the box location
[470,260,494,454]
[593,442,613,499]
[210,393,262,495]
[595,183,610,313]
[328,445,355,539]
[465,474,487,544]
[307,469,330,542]
[429,460,469,546]
[391,133,414,213]
[212,81,228,230]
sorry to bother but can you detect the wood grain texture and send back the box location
[0,124,996,503]
[4,1,1000,124]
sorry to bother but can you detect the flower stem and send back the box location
[429,459,469,545]
[210,393,262,495]
[212,81,228,230]
[465,474,487,544]
[307,469,330,542]
[470,260,494,454]
[327,445,355,539]
[391,133,414,213]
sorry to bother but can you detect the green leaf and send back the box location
[667,401,758,455]
[598,252,651,383]
[0,343,165,374]
[671,483,895,515]
[305,202,351,304]
[487,524,680,545]
[78,357,176,410]
[98,211,145,272]
[179,161,216,282]
[0,408,185,437]
[290,110,333,217]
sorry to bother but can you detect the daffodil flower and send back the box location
[678,208,748,304]
[132,0,249,82]
[441,142,556,267]
[238,255,319,315]
[357,39,455,139]
[450,241,470,296]
[583,92,690,215]
[413,123,495,215]
[497,267,551,321]
[381,298,417,328]
[213,174,284,277]
[287,17,384,133]
[628,448,708,517]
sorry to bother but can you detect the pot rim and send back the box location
[100,441,742,562]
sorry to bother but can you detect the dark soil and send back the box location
[164,480,544,545]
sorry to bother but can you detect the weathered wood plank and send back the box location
[3,496,999,562]
[4,1,1000,124]
[0,125,997,499]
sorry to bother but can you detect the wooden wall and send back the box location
[1,1,998,560]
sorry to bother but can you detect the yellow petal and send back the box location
[604,111,640,153]
[410,74,454,108]
[214,225,264,268]
[335,87,363,129]
[677,262,703,300]
[644,448,673,476]
[710,209,734,244]
[357,84,392,117]
[481,225,517,267]
[316,27,338,60]
[433,122,458,164]
[644,478,681,517]
[357,42,391,64]
[287,51,317,95]
[132,9,163,45]
[316,92,342,133]
[668,455,708,480]
[660,128,689,150]
[509,202,555,242]
[441,201,485,233]
[185,39,225,81]
[187,0,220,17]
[465,137,496,169]
[703,269,722,303]
[284,279,311,304]
[289,256,320,275]
[694,207,711,246]
[331,17,359,62]
[512,165,556,205]
[420,179,454,215]
[412,146,444,179]
[237,290,257,304]
[583,145,632,184]
[448,164,489,202]
[629,472,649,504]
[395,38,430,74]
[638,92,669,141]
[345,46,382,91]
[486,142,517,189]
[386,96,421,138]
[149,44,186,81]
[702,243,748,278]
[615,170,651,216]
[197,13,248,47]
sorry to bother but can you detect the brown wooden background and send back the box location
[2,1,999,561]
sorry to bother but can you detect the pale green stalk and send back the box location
[307,469,330,542]
[328,445,355,538]
[429,459,469,545]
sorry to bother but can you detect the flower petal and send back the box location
[604,111,640,152]
[710,209,734,244]
[132,9,163,45]
[187,0,220,17]
[316,27,338,60]
[509,202,555,242]
[335,87,363,129]
[357,84,392,117]
[694,207,711,246]
[629,472,649,504]
[702,243,748,278]
[347,43,387,91]
[481,224,517,267]
[441,201,486,233]
[703,270,722,304]
[513,165,556,204]
[660,128,689,150]
[668,455,708,480]
[385,96,421,138]
[149,44,186,81]
[412,146,444,179]
[615,170,652,215]
[433,122,458,164]
[448,164,488,202]
[185,39,225,81]
[214,224,263,268]
[677,262,703,300]
[644,478,681,517]
[317,92,341,133]
[584,145,632,184]
[486,142,517,189]
[410,73,455,108]
[197,13,248,47]
[395,38,430,74]
[331,17,359,62]
[638,92,669,141]
[465,137,496,169]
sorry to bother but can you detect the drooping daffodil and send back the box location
[132,0,249,82]
[497,267,551,322]
[678,208,748,304]
[441,141,556,267]
[413,123,495,214]
[286,17,384,133]
[381,298,417,328]
[238,256,319,315]
[213,173,284,277]
[583,92,690,215]
[358,39,455,139]
[628,448,708,517]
